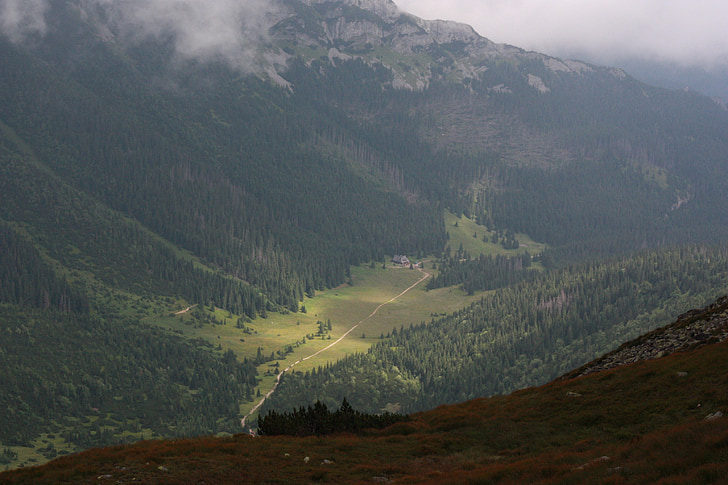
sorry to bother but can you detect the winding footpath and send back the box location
[241,267,430,428]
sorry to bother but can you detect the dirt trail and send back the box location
[174,304,197,315]
[241,267,430,428]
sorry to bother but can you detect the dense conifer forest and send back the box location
[257,398,407,436]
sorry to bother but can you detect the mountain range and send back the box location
[1,0,728,474]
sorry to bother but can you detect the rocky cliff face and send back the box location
[21,0,614,92]
[260,0,597,90]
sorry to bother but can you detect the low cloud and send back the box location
[101,0,270,69]
[0,0,49,42]
[7,0,725,74]
[1,0,271,70]
[397,0,728,70]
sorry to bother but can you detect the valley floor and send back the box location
[241,266,432,427]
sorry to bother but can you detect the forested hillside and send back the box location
[0,32,446,314]
[1,0,728,469]
[262,245,728,414]
[0,217,259,450]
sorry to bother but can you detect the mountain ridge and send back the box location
[260,0,607,91]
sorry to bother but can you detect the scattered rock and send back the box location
[372,476,389,482]
[568,296,728,378]
[304,456,310,463]
[566,391,582,397]
[607,466,632,476]
[572,455,610,471]
[157,466,169,472]
[705,411,723,421]
[321,459,334,465]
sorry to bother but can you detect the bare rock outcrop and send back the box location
[564,296,728,379]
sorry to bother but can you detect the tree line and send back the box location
[257,398,408,436]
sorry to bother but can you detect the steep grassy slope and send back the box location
[3,301,728,484]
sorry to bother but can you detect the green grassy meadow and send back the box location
[141,210,548,419]
[148,262,485,418]
[444,210,546,258]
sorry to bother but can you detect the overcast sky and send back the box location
[397,0,728,70]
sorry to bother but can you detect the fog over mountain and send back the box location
[397,0,728,69]
[0,0,271,69]
[5,0,727,70]
[0,0,49,41]
[3,0,726,98]
[397,0,728,99]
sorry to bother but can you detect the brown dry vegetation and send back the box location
[3,338,728,484]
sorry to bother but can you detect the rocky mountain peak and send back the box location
[261,0,610,92]
[414,18,481,45]
[308,0,401,21]
[262,0,525,90]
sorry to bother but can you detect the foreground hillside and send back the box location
[3,300,728,484]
